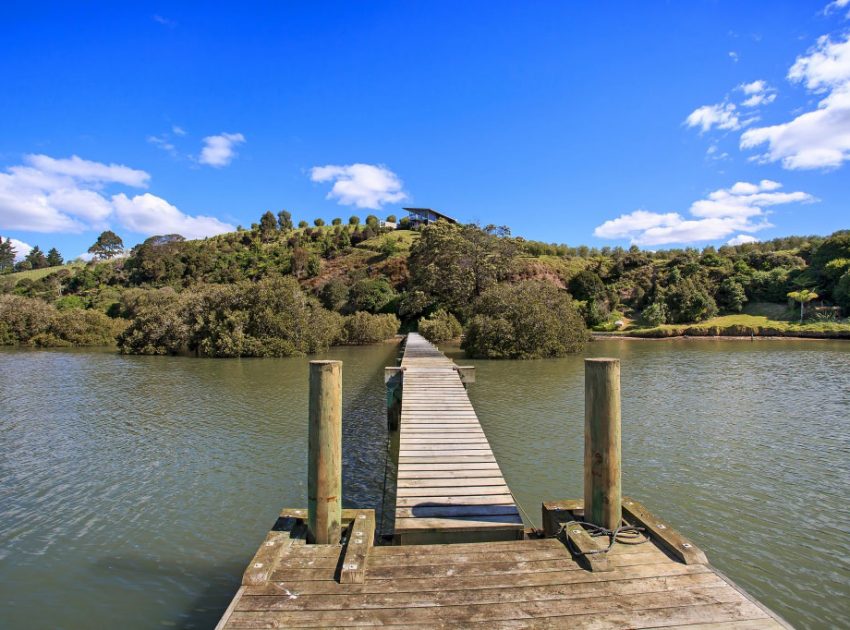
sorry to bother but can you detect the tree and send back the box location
[46,247,64,267]
[0,238,15,273]
[787,289,818,323]
[408,222,517,319]
[348,215,360,226]
[320,278,350,311]
[835,271,850,313]
[418,309,462,342]
[462,281,587,359]
[641,301,668,326]
[716,278,747,313]
[349,278,396,312]
[665,277,717,323]
[332,217,342,226]
[568,270,606,301]
[259,211,278,241]
[365,214,379,227]
[386,214,397,223]
[314,218,325,227]
[25,246,48,269]
[277,210,293,231]
[298,220,309,229]
[88,230,124,260]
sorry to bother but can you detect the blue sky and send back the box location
[1,1,849,260]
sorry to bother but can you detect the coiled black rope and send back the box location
[555,519,649,556]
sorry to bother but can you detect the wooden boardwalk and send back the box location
[217,506,787,629]
[392,333,524,544]
[217,334,791,629]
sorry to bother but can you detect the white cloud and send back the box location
[824,0,849,15]
[594,180,815,246]
[739,80,778,107]
[172,125,186,136]
[310,163,408,209]
[0,153,234,239]
[740,33,850,169]
[727,234,760,246]
[0,154,148,233]
[729,51,739,63]
[199,132,245,167]
[740,80,767,95]
[153,14,176,28]
[685,103,742,133]
[26,154,149,187]
[112,193,234,239]
[148,134,176,155]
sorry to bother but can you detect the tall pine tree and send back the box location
[0,238,16,273]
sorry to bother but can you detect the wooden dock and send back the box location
[391,333,523,544]
[217,334,791,629]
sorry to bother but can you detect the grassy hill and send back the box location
[2,222,849,351]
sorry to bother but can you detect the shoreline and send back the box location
[592,332,849,342]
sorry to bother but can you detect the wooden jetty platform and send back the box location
[390,332,523,544]
[217,335,790,629]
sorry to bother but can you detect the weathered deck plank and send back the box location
[392,332,523,544]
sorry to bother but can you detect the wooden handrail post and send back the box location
[584,358,621,529]
[308,360,342,544]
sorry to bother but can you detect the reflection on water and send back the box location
[1,338,848,628]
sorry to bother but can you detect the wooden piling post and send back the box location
[308,360,342,544]
[584,358,621,529]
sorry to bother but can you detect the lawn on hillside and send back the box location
[600,304,850,338]
[3,262,85,284]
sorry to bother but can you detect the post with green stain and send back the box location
[308,360,342,544]
[584,358,622,529]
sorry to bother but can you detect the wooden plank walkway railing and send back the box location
[392,333,524,544]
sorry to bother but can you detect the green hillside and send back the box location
[2,217,849,354]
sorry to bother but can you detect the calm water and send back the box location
[1,339,848,628]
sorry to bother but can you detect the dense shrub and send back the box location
[320,278,350,312]
[462,281,587,359]
[665,279,718,323]
[835,271,850,312]
[715,278,747,313]
[348,278,396,313]
[418,309,462,342]
[117,288,191,355]
[0,295,120,346]
[568,270,606,301]
[342,312,399,344]
[118,277,343,357]
[641,301,668,326]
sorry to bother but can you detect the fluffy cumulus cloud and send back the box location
[199,132,245,167]
[727,234,760,246]
[310,163,408,209]
[0,154,234,239]
[739,80,777,107]
[685,103,742,133]
[594,180,815,246]
[112,193,233,240]
[741,33,850,169]
[0,154,147,232]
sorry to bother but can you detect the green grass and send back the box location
[609,312,850,339]
[356,231,420,253]
[2,262,84,284]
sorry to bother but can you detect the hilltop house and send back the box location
[404,207,457,228]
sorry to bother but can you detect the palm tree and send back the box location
[787,289,819,323]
